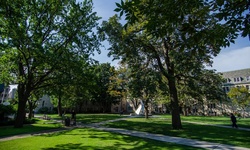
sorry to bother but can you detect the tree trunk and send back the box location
[144,105,149,119]
[28,101,33,119]
[168,77,182,129]
[57,94,62,117]
[14,86,29,128]
[183,105,187,116]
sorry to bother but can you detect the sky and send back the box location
[92,0,250,73]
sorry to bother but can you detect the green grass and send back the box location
[0,128,204,150]
[48,113,125,124]
[179,115,250,128]
[104,116,250,148]
[0,114,125,138]
[0,119,62,137]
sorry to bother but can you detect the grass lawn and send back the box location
[0,128,204,150]
[179,115,250,128]
[0,119,62,137]
[104,116,250,148]
[46,113,125,124]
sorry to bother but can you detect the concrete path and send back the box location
[86,125,250,150]
[83,117,250,150]
[1,116,250,150]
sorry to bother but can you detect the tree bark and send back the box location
[14,85,29,128]
[28,101,33,119]
[168,76,182,129]
[144,105,149,119]
[57,94,62,117]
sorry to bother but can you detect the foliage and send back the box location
[228,86,250,115]
[0,0,101,127]
[0,104,16,115]
[101,0,234,129]
[37,107,50,114]
[90,63,118,112]
[213,0,250,38]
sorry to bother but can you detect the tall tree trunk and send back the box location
[14,85,29,128]
[168,77,182,129]
[58,94,62,117]
[144,105,149,119]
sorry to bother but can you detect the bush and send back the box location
[0,104,16,115]
[0,118,36,126]
[0,104,16,123]
[37,107,49,114]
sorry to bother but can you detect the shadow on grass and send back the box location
[41,128,203,150]
[105,119,250,148]
[0,122,62,138]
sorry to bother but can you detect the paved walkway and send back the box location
[0,117,250,150]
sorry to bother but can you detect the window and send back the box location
[234,77,242,82]
[247,76,250,81]
[246,85,249,90]
[42,101,45,107]
[208,103,216,109]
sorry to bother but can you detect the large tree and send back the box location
[0,0,100,127]
[101,0,235,129]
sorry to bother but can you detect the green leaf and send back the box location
[216,0,224,6]
[114,8,121,12]
[120,10,124,17]
[115,2,121,8]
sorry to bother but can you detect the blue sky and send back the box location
[92,0,250,73]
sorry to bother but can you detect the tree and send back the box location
[178,69,226,116]
[127,65,160,118]
[27,89,44,119]
[228,86,250,117]
[0,0,100,127]
[101,0,235,129]
[213,0,250,39]
[91,63,117,113]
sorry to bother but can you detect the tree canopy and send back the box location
[100,0,240,129]
[0,0,100,127]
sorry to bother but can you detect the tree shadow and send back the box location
[40,128,200,150]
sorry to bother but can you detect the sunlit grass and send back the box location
[0,128,204,150]
[104,116,250,148]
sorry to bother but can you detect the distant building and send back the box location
[222,68,250,93]
[220,68,250,117]
[0,84,17,104]
[0,84,53,113]
[34,95,54,113]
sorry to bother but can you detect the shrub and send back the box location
[38,107,49,114]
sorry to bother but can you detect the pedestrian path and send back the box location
[0,116,250,150]
[83,117,250,150]
[86,125,250,150]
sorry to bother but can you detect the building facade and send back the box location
[220,68,250,117]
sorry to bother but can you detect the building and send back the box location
[0,84,53,113]
[220,68,250,117]
[222,68,250,93]
[33,95,54,113]
[0,84,17,104]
